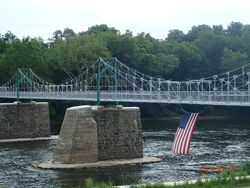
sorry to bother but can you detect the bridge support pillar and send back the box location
[52,105,143,164]
[0,101,50,139]
[52,106,98,163]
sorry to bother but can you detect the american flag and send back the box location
[172,112,199,154]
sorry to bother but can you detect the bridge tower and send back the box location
[97,57,118,105]
[17,68,32,101]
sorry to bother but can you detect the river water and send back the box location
[0,118,250,187]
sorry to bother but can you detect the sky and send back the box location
[1,0,250,41]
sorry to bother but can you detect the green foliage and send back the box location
[3,22,250,117]
[85,178,94,188]
[156,54,179,79]
[220,48,248,73]
[96,180,115,188]
[221,170,228,180]
[194,31,230,75]
[239,158,250,175]
[166,29,184,42]
[226,21,245,37]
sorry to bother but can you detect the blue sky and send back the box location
[1,0,250,41]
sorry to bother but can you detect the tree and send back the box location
[48,33,111,83]
[165,29,184,41]
[134,33,156,75]
[48,30,63,44]
[0,37,50,84]
[212,25,225,35]
[62,28,76,39]
[219,48,248,73]
[82,24,120,36]
[97,30,119,56]
[184,24,212,42]
[0,37,7,54]
[194,31,230,75]
[2,31,18,44]
[170,42,209,80]
[241,31,250,59]
[156,54,180,79]
[226,21,244,37]
[242,24,250,33]
[113,32,139,69]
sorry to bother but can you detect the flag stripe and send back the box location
[185,113,199,154]
[182,114,196,154]
[175,128,184,153]
[172,112,199,154]
[181,113,197,154]
[172,128,181,153]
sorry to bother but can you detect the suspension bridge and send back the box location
[1,57,250,106]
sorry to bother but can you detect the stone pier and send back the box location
[0,101,50,139]
[52,105,143,164]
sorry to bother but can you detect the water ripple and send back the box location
[0,118,250,187]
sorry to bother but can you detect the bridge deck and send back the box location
[1,91,250,106]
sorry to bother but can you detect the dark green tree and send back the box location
[62,28,76,39]
[212,25,225,35]
[226,21,244,37]
[219,48,248,72]
[156,53,180,79]
[82,24,120,36]
[184,24,212,42]
[194,31,230,75]
[0,37,49,84]
[48,33,111,83]
[113,32,139,69]
[170,41,209,80]
[165,29,184,42]
[241,31,250,59]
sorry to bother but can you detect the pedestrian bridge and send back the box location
[1,57,250,106]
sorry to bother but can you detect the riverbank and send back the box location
[93,176,250,188]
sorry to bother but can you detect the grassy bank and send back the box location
[1,159,250,187]
[82,158,250,188]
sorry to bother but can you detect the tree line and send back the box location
[1,21,250,118]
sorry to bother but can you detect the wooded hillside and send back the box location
[1,22,250,118]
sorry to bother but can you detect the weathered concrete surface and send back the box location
[0,135,58,143]
[34,156,162,169]
[0,101,50,139]
[52,105,98,164]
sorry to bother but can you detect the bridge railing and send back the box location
[1,90,250,106]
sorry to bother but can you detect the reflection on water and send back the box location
[0,118,250,187]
